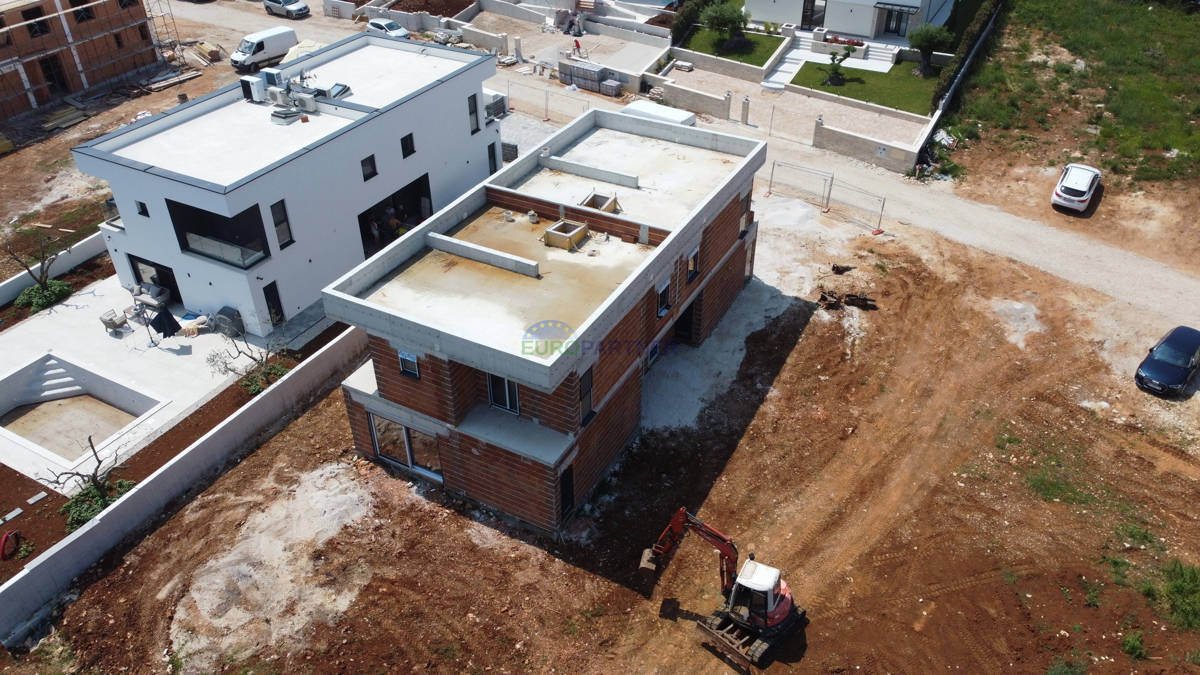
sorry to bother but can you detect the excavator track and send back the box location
[695,611,756,669]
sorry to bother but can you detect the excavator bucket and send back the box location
[694,614,755,670]
[639,549,658,580]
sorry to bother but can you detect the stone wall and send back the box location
[812,121,919,173]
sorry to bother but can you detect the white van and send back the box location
[231,26,299,73]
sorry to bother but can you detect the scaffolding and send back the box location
[0,0,182,122]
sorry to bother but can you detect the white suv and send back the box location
[1051,163,1102,212]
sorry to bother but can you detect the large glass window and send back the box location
[167,199,270,269]
[270,200,294,249]
[467,94,480,134]
[369,413,442,480]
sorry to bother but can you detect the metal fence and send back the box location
[829,180,886,229]
[764,160,887,229]
[764,104,815,145]
[506,81,591,125]
[766,161,833,209]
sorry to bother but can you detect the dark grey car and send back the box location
[1136,326,1200,396]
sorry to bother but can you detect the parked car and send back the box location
[263,0,309,18]
[366,19,410,39]
[1051,163,1102,211]
[1135,326,1200,396]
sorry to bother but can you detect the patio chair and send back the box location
[100,309,128,335]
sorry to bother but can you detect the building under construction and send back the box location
[0,0,177,121]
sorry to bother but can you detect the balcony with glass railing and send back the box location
[101,198,124,231]
[185,232,267,269]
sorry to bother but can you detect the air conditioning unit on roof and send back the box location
[293,92,317,112]
[266,86,289,106]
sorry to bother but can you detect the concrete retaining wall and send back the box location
[454,0,481,21]
[540,155,638,187]
[583,14,670,39]
[581,19,669,48]
[0,232,107,307]
[782,82,931,122]
[813,121,918,174]
[479,0,551,22]
[643,72,732,119]
[896,49,953,66]
[323,0,355,17]
[0,327,370,650]
[759,34,794,76]
[462,24,508,52]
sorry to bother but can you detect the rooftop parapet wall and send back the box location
[322,109,766,393]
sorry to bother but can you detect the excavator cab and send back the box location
[726,558,784,629]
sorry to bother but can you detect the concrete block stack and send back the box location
[599,79,622,97]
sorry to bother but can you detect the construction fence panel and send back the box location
[546,91,590,125]
[766,161,833,210]
[506,80,550,120]
[829,180,887,229]
[766,104,816,146]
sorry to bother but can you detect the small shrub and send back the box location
[240,362,290,395]
[59,479,136,532]
[1046,660,1086,675]
[1163,559,1200,629]
[14,280,73,313]
[1081,577,1102,608]
[1121,631,1146,660]
[17,541,34,559]
[1186,649,1200,665]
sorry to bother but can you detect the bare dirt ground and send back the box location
[4,192,1200,674]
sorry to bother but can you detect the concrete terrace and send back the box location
[362,205,652,360]
[510,126,738,230]
[80,34,490,189]
[0,276,256,490]
[324,109,766,391]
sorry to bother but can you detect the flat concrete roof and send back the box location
[362,205,652,358]
[510,127,735,230]
[112,101,354,186]
[78,34,489,189]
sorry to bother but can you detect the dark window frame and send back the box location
[488,373,519,415]
[398,351,420,379]
[135,201,149,217]
[467,94,480,135]
[113,30,123,48]
[361,154,378,181]
[22,7,51,37]
[657,279,671,318]
[686,245,699,283]
[69,0,95,23]
[137,22,149,40]
[367,411,443,482]
[487,141,498,175]
[579,367,595,426]
[0,16,12,47]
[401,133,415,158]
[270,199,294,249]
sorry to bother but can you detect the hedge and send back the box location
[929,0,1005,111]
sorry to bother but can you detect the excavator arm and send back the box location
[639,507,740,595]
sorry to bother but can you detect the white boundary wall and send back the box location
[0,232,107,306]
[0,327,369,650]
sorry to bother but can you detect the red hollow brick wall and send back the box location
[370,335,481,426]
[560,366,642,523]
[484,187,669,245]
[443,431,558,532]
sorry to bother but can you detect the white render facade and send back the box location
[72,33,502,337]
[746,0,951,39]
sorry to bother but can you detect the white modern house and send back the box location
[72,33,503,337]
[746,0,953,38]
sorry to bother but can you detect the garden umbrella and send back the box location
[147,310,182,347]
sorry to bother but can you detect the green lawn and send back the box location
[679,28,784,66]
[953,0,1200,180]
[790,62,939,115]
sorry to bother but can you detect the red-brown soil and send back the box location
[0,254,115,335]
[0,324,344,586]
[9,223,1200,674]
[647,13,674,28]
[390,0,473,19]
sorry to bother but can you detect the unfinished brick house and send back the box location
[0,0,160,120]
[323,109,765,533]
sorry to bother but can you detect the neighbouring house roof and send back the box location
[72,33,491,192]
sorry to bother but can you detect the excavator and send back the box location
[639,507,805,669]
